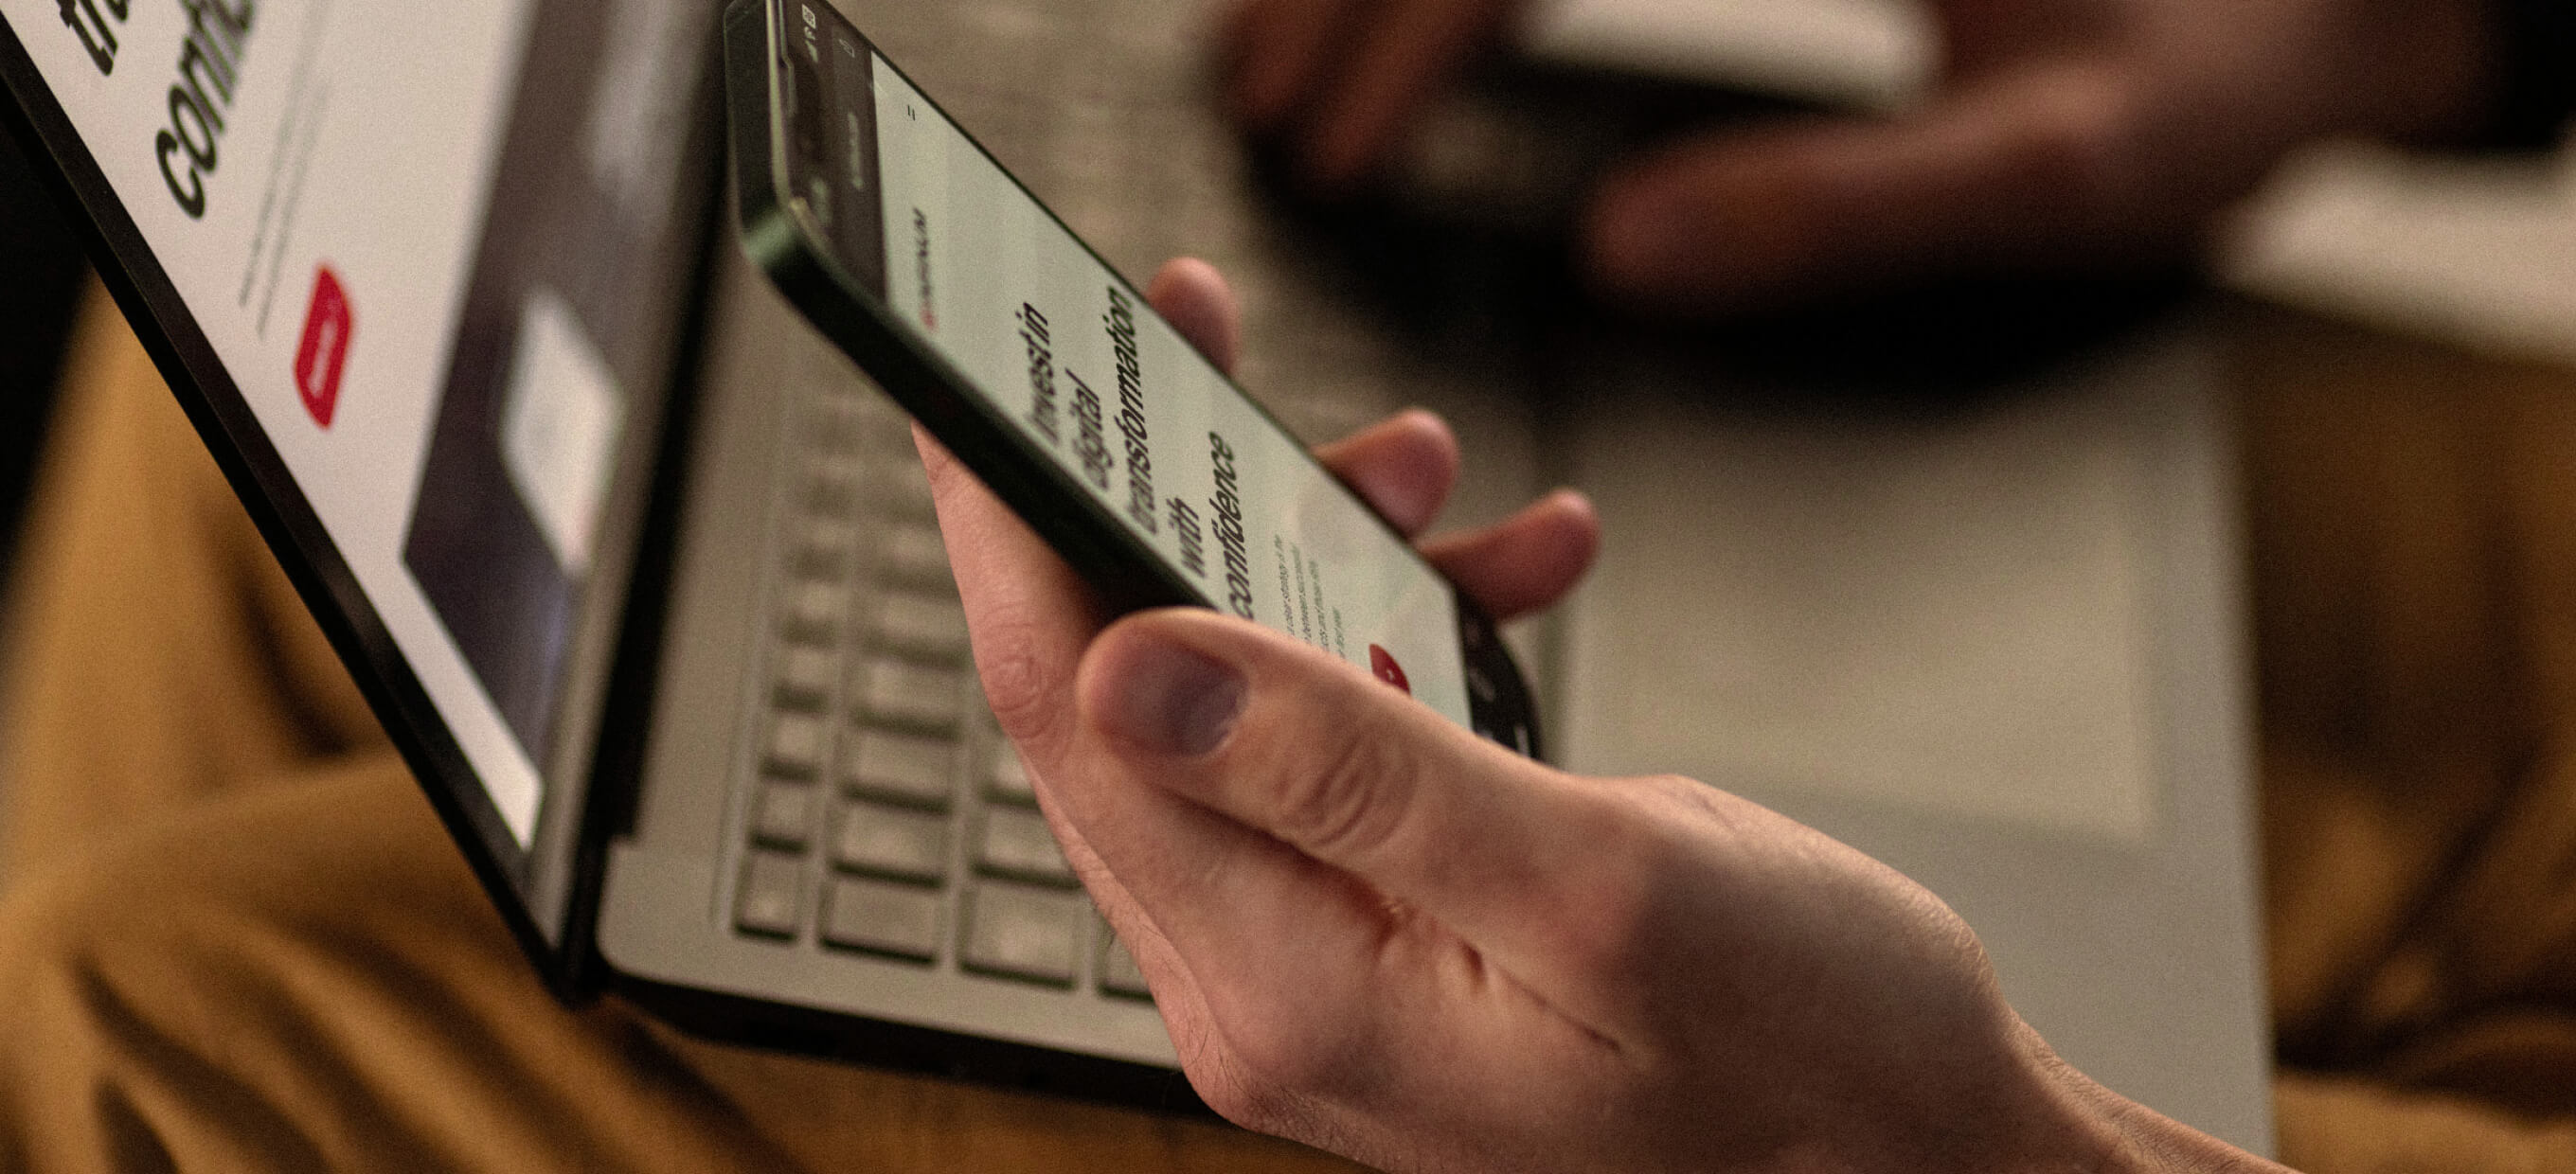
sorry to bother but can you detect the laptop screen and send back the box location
[0,0,717,950]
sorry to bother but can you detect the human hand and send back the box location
[922,259,2277,1172]
[1218,0,2499,312]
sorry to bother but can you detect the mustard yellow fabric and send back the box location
[2247,307,2576,1168]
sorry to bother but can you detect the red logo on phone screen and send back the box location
[295,267,352,428]
[1368,645,1410,695]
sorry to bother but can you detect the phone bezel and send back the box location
[722,0,1542,756]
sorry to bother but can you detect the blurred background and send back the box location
[5,0,2570,614]
[10,0,2573,588]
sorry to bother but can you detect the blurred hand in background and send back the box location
[1219,0,2502,312]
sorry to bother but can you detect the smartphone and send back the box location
[721,0,1544,756]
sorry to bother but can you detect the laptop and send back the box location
[0,0,2273,1145]
[0,0,1208,1104]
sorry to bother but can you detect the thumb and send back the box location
[1066,609,1632,993]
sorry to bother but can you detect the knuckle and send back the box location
[1263,717,1414,863]
[966,608,1066,746]
[1530,774,1742,987]
[1545,793,1678,982]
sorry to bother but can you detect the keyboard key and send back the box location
[976,806,1075,885]
[773,646,837,709]
[853,406,918,457]
[808,380,904,441]
[832,799,950,881]
[734,851,806,939]
[804,397,869,454]
[1099,930,1152,1000]
[780,579,848,643]
[841,728,956,807]
[856,657,963,730]
[865,461,935,519]
[985,745,1036,804]
[752,781,819,848]
[871,591,970,661]
[793,518,861,578]
[805,466,863,519]
[876,522,953,590]
[764,713,827,778]
[821,876,942,962]
[961,882,1084,985]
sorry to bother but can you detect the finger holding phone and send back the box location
[926,258,2291,1174]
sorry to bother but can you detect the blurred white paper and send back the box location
[1518,0,1935,110]
[2223,139,2576,365]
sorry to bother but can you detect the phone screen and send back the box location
[762,0,1478,732]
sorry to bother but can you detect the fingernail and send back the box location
[1098,635,1245,757]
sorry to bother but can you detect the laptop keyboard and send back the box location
[727,359,1152,1003]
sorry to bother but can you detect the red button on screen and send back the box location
[1369,644,1411,695]
[295,266,351,428]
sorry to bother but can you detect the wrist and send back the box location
[2030,1042,2294,1174]
[1979,1024,2152,1174]
[1913,1019,2289,1174]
